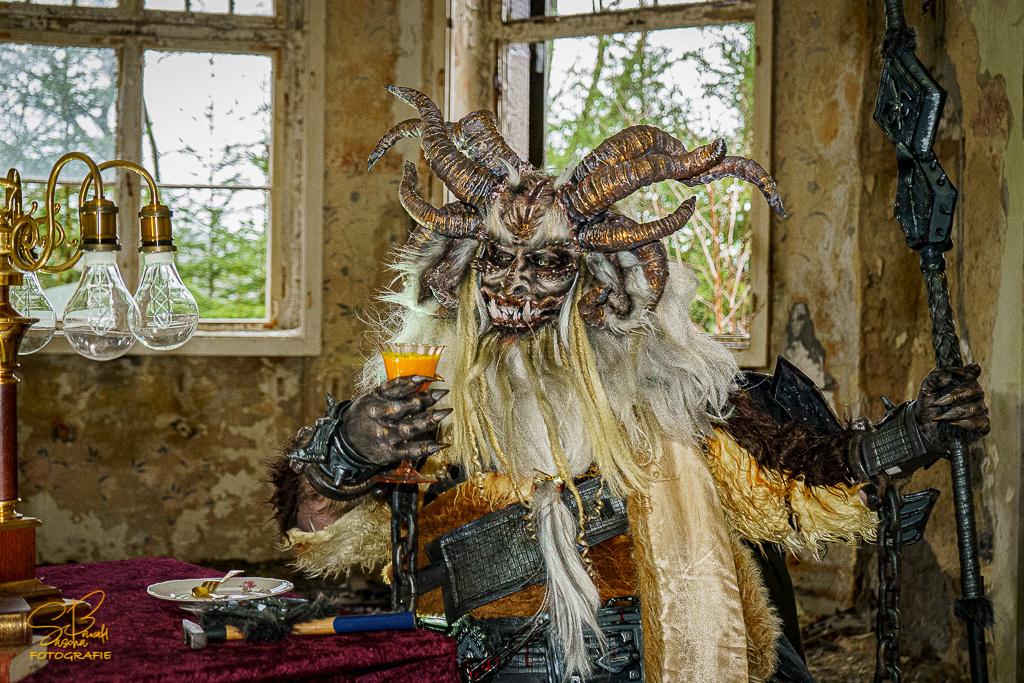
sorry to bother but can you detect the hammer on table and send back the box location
[182,611,416,649]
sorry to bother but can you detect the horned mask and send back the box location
[369,86,785,334]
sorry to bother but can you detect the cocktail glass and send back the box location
[372,343,445,484]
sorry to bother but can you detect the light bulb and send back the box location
[11,271,57,354]
[63,252,140,361]
[133,252,199,350]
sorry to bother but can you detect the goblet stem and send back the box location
[373,458,437,484]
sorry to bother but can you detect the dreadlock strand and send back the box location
[566,287,648,496]
[522,341,588,534]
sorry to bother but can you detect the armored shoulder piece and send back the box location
[739,356,841,435]
[736,357,943,485]
[727,358,854,487]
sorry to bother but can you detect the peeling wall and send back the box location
[772,0,1023,679]
[11,0,1022,678]
[770,0,875,620]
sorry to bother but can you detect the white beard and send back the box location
[361,262,740,678]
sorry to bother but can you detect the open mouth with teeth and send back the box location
[482,291,563,331]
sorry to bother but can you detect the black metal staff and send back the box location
[872,1,992,681]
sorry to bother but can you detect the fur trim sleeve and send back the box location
[723,387,857,487]
[279,497,392,579]
[704,428,876,554]
[268,454,390,578]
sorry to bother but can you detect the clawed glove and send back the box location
[287,375,453,501]
[287,397,382,501]
[850,364,989,483]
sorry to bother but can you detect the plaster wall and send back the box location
[772,0,1023,679]
[15,0,446,565]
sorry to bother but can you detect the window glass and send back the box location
[190,0,230,14]
[232,0,273,16]
[551,0,704,16]
[144,0,186,10]
[143,50,272,319]
[159,187,268,318]
[19,182,94,307]
[546,24,755,335]
[0,44,118,299]
[0,45,118,182]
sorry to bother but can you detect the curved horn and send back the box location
[570,125,688,185]
[368,111,532,179]
[681,155,787,217]
[386,86,499,207]
[575,196,697,253]
[558,139,725,223]
[578,281,612,329]
[632,241,669,312]
[368,119,422,170]
[400,162,482,238]
[450,110,532,176]
[578,243,668,329]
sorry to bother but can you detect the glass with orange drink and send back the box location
[372,343,445,484]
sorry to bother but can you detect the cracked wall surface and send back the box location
[15,0,446,568]
[773,1,1022,679]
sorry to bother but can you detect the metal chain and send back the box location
[389,484,420,613]
[875,485,903,683]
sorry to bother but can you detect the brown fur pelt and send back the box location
[731,534,781,682]
[267,454,302,535]
[724,388,856,488]
[704,428,877,554]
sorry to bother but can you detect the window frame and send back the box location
[487,0,772,367]
[0,0,325,356]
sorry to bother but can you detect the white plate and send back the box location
[146,576,293,610]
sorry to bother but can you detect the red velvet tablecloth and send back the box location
[22,557,459,682]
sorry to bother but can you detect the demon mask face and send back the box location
[368,87,785,335]
[475,239,578,331]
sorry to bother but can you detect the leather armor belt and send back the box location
[452,597,644,683]
[418,476,629,622]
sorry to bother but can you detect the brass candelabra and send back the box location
[0,153,198,612]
